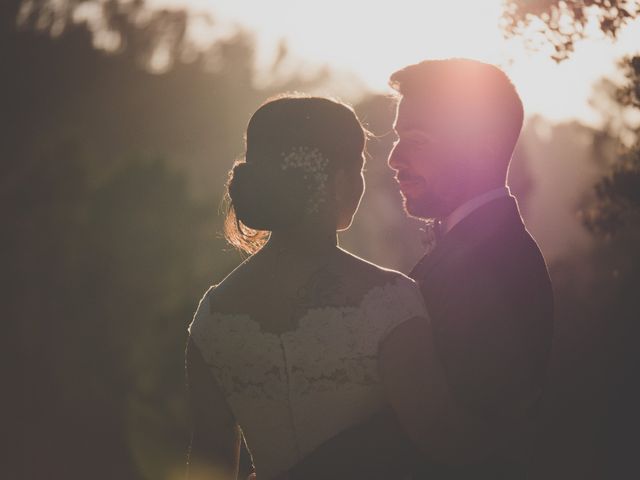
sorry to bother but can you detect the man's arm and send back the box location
[284,404,419,480]
[379,262,550,466]
[378,312,533,466]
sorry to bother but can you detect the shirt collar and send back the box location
[442,186,512,236]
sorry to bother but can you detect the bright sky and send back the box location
[149,0,640,126]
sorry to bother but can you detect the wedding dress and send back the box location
[188,273,427,479]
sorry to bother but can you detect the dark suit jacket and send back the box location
[286,196,554,480]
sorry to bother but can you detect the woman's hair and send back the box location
[224,95,366,255]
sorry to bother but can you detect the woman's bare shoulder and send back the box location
[200,255,261,312]
[332,248,415,290]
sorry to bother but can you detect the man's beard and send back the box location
[401,189,449,221]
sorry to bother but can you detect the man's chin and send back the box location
[402,195,442,221]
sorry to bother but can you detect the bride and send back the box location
[186,95,429,479]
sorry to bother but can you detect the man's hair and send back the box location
[389,58,524,162]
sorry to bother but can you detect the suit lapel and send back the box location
[410,234,459,281]
[410,196,523,282]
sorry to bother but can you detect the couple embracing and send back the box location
[186,58,554,480]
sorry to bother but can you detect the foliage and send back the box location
[3,2,325,479]
[584,141,640,233]
[502,0,640,61]
[583,56,640,234]
[503,2,640,236]
[12,0,206,72]
[503,3,640,476]
[6,141,219,478]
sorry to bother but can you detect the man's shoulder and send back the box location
[446,196,548,275]
[417,215,551,303]
[456,226,549,287]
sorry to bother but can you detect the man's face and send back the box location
[388,96,462,220]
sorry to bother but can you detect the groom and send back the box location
[281,59,554,479]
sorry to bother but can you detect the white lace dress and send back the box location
[188,275,427,480]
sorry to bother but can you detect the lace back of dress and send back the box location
[189,276,427,479]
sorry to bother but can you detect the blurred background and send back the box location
[5,1,639,478]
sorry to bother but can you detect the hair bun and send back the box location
[228,162,307,231]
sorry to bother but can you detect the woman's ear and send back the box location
[333,167,364,203]
[334,166,365,231]
[334,168,348,202]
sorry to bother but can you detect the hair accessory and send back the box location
[281,147,330,214]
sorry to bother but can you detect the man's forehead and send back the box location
[394,94,460,134]
[394,96,434,132]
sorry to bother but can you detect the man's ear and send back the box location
[469,135,498,172]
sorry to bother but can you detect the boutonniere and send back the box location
[420,219,441,255]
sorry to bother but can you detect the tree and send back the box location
[503,0,640,235]
[502,3,640,478]
[4,2,330,479]
[584,55,640,233]
[503,0,640,61]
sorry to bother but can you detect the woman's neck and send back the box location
[266,224,337,256]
